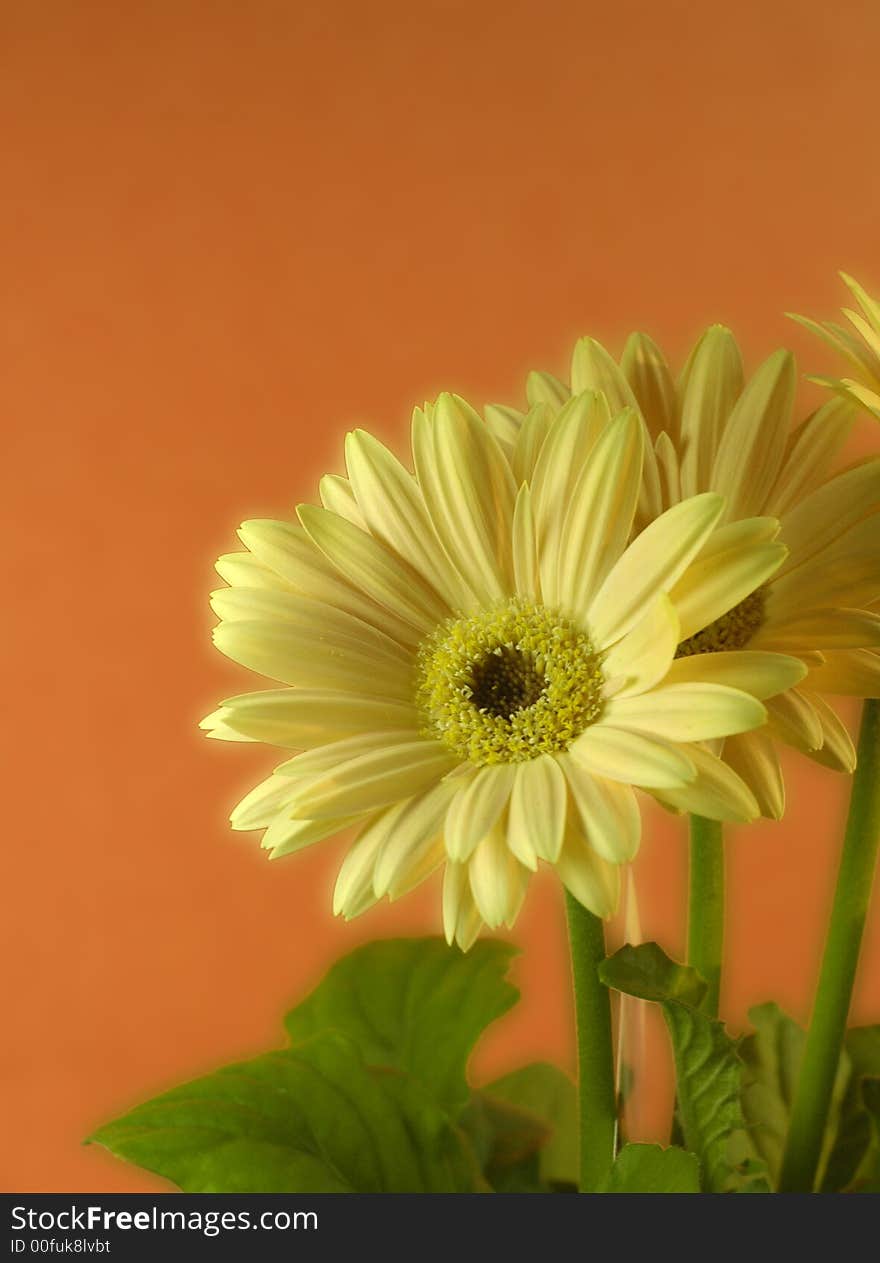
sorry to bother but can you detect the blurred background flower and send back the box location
[492,331,880,817]
[792,274,880,421]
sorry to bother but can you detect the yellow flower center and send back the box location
[675,589,766,657]
[416,598,605,765]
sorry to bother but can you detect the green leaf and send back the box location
[846,1078,880,1191]
[599,1143,700,1193]
[482,1062,578,1187]
[284,937,518,1111]
[89,1032,479,1192]
[459,1092,552,1192]
[864,1078,880,1118]
[739,1005,870,1192]
[840,1029,880,1192]
[600,943,761,1192]
[739,1002,806,1184]
[819,1070,872,1193]
[847,1026,880,1078]
[597,942,707,1009]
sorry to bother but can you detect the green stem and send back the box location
[687,815,725,1017]
[565,890,617,1191]
[778,698,880,1193]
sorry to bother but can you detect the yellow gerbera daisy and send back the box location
[791,273,880,421]
[203,393,787,948]
[491,332,880,818]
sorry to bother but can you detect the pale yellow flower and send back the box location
[791,274,880,421]
[491,332,880,818]
[203,393,785,947]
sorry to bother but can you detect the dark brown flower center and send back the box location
[469,646,546,719]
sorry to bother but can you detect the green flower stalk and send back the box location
[778,699,880,1192]
[687,815,725,1017]
[566,891,617,1190]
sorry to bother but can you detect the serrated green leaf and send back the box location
[598,942,707,1009]
[739,1002,806,1183]
[89,1031,479,1193]
[482,1062,578,1187]
[600,943,760,1192]
[283,937,518,1111]
[739,1004,865,1192]
[599,1143,700,1193]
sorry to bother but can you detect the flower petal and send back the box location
[484,403,523,450]
[555,820,621,919]
[587,493,725,647]
[677,325,743,498]
[209,588,416,672]
[766,689,823,751]
[275,730,409,773]
[654,432,681,511]
[602,595,679,698]
[215,551,290,591]
[291,740,458,818]
[512,483,540,602]
[373,779,460,896]
[800,693,856,771]
[511,403,554,484]
[603,683,766,741]
[711,349,797,520]
[333,811,395,918]
[526,369,569,409]
[764,398,857,517]
[621,331,677,441]
[569,725,696,788]
[555,410,644,621]
[264,812,363,860]
[216,689,420,748]
[800,649,880,697]
[199,708,257,742]
[532,391,612,605]
[212,617,413,698]
[506,754,567,865]
[468,820,530,929]
[298,503,448,633]
[651,744,760,822]
[769,514,880,615]
[444,764,516,862]
[236,519,420,647]
[229,772,301,831]
[667,517,786,641]
[319,473,365,527]
[722,730,785,820]
[755,607,880,652]
[662,650,806,700]
[412,393,516,606]
[777,459,880,576]
[559,754,641,861]
[443,862,483,950]
[344,428,473,610]
[570,336,640,412]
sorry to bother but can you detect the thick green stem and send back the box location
[565,890,617,1191]
[687,815,725,1017]
[778,699,880,1193]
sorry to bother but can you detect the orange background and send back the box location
[3,1,879,1192]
